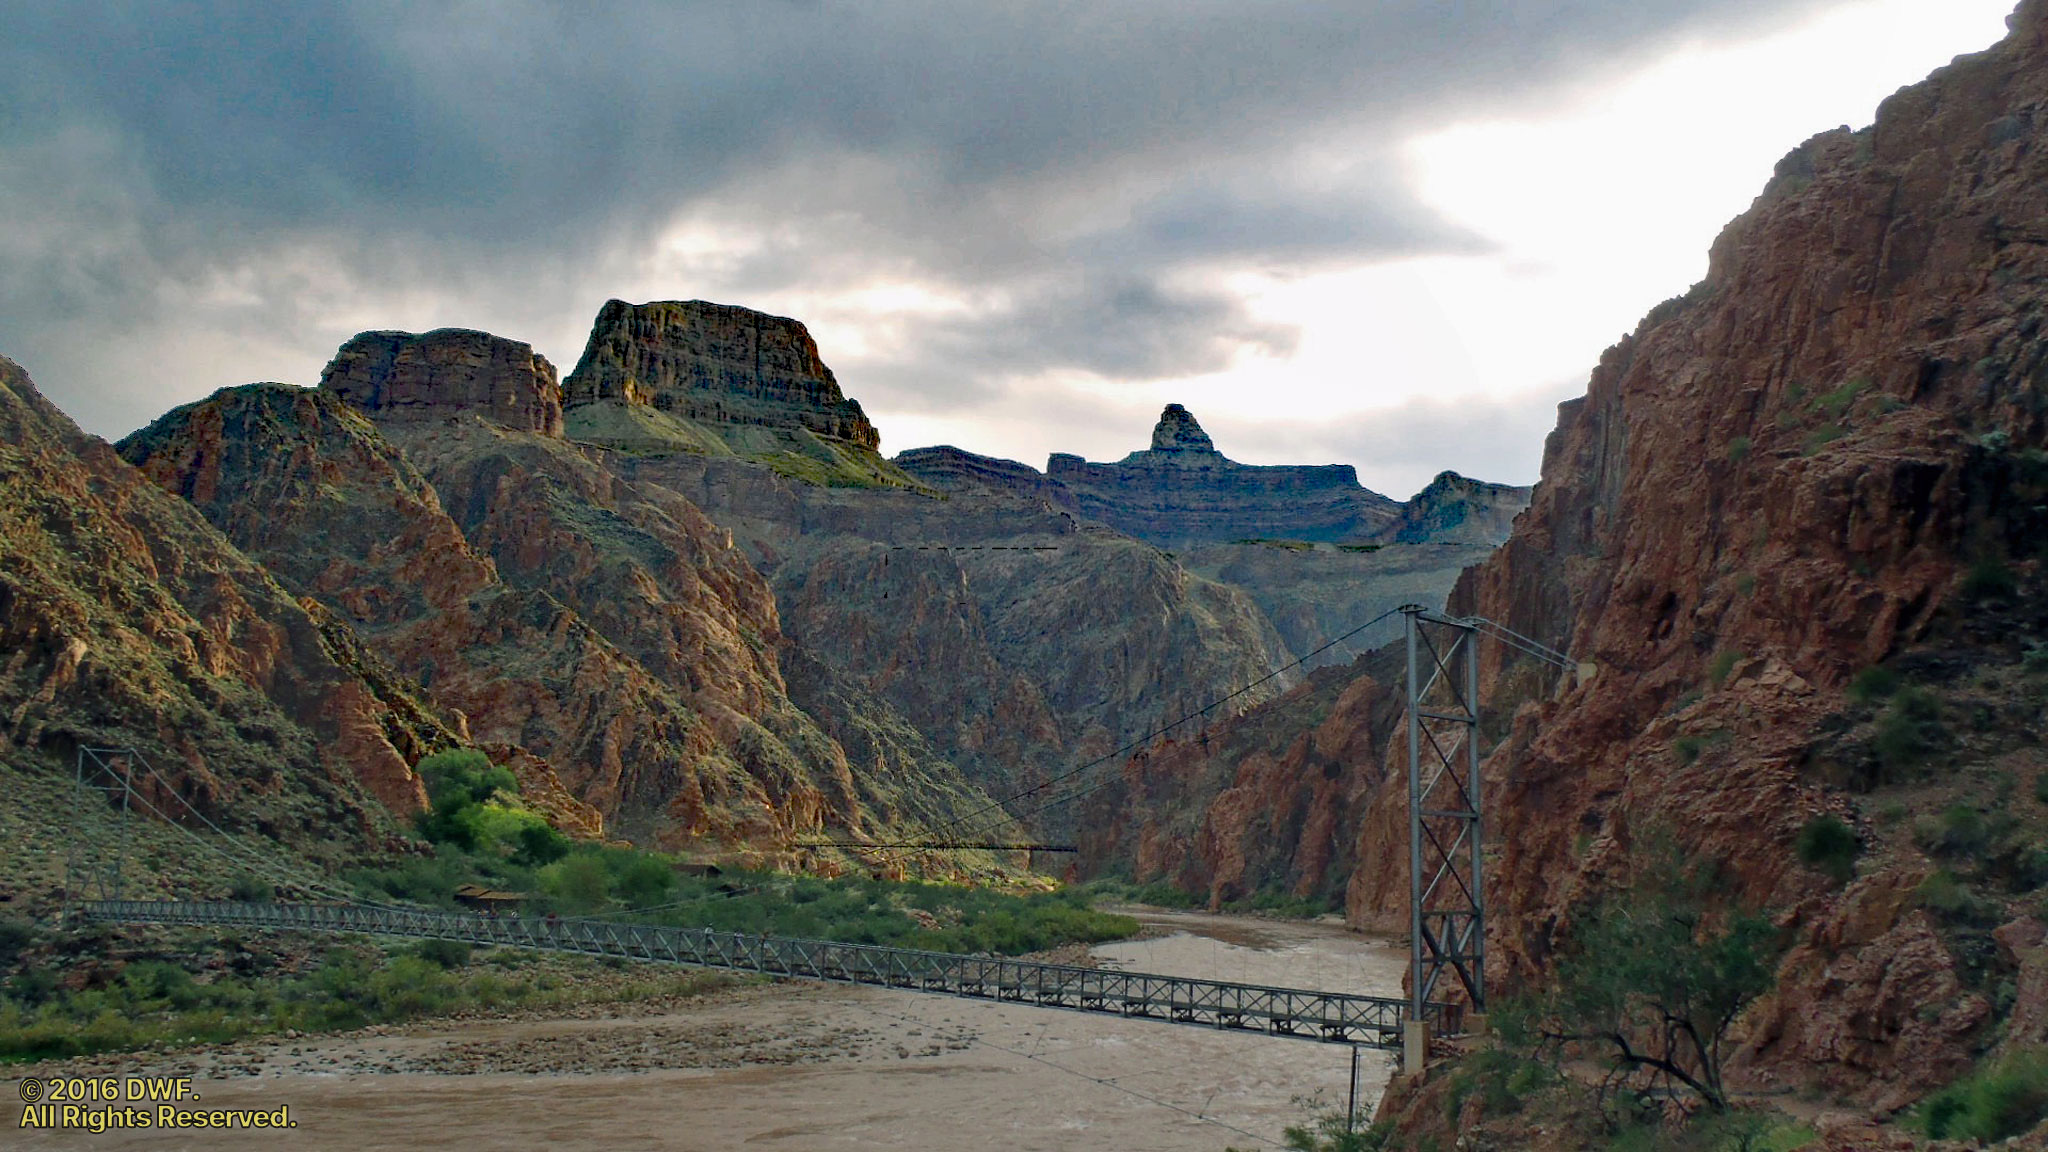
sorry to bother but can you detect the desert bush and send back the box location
[1961,558,2018,601]
[1847,665,1900,704]
[228,873,274,903]
[1874,688,1946,778]
[1708,650,1742,689]
[539,854,612,914]
[1444,1048,1551,1122]
[1795,815,1860,883]
[365,956,451,1017]
[1935,805,1990,858]
[1916,869,1998,926]
[1918,1047,2048,1142]
[1534,839,1780,1112]
[0,915,37,969]
[607,852,676,910]
[1812,377,1871,418]
[2024,642,2048,675]
[513,820,571,867]
[412,938,472,969]
[1801,424,1846,455]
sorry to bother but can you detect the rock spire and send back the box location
[1149,403,1217,454]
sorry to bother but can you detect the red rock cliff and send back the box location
[1092,1,2048,1112]
[1376,2,2048,1107]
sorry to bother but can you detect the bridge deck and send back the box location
[80,901,1455,1049]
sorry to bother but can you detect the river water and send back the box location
[14,910,1409,1151]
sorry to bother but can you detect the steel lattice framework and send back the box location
[66,748,139,901]
[79,900,1460,1049]
[1403,607,1486,1022]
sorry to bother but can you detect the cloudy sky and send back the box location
[0,1,2019,497]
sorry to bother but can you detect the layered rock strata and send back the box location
[564,299,880,449]
[1045,406,1402,546]
[899,405,1529,552]
[322,329,564,436]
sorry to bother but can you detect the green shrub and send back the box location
[1444,1048,1549,1121]
[4,967,59,1006]
[1936,806,1990,858]
[419,749,518,811]
[1727,435,1752,462]
[1962,558,2018,601]
[1674,735,1705,765]
[228,874,274,903]
[2024,642,2048,675]
[1708,650,1742,689]
[1874,688,1945,778]
[1847,665,1900,705]
[2008,844,2048,892]
[1918,1047,2048,1142]
[1543,839,1781,1112]
[365,956,453,1017]
[413,939,472,969]
[609,853,676,910]
[120,961,202,1010]
[0,915,36,969]
[2037,770,2048,806]
[1917,870,1992,922]
[1801,424,1846,455]
[415,750,521,850]
[514,821,571,867]
[1813,377,1871,418]
[345,851,477,907]
[1795,815,1860,882]
[540,854,612,914]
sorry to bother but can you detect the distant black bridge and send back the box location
[80,901,1455,1049]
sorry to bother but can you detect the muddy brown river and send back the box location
[13,910,1409,1151]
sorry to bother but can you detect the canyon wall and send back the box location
[1090,1,2048,1111]
[0,357,436,868]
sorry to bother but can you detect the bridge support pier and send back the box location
[1402,1017,1431,1076]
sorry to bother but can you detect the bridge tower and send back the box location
[64,747,139,902]
[1401,607,1484,1071]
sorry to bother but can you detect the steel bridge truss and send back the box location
[80,900,1459,1050]
[1403,607,1486,1022]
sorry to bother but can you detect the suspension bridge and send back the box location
[77,899,1453,1048]
[60,606,1574,1067]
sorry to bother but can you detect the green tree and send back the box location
[540,854,611,914]
[610,854,676,910]
[418,749,517,811]
[413,750,537,854]
[1538,840,1781,1112]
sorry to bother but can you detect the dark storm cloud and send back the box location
[0,0,1841,435]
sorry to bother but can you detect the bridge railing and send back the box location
[79,901,1460,1048]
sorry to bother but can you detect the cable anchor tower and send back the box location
[65,747,140,902]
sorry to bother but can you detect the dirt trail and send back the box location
[12,910,1408,1151]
